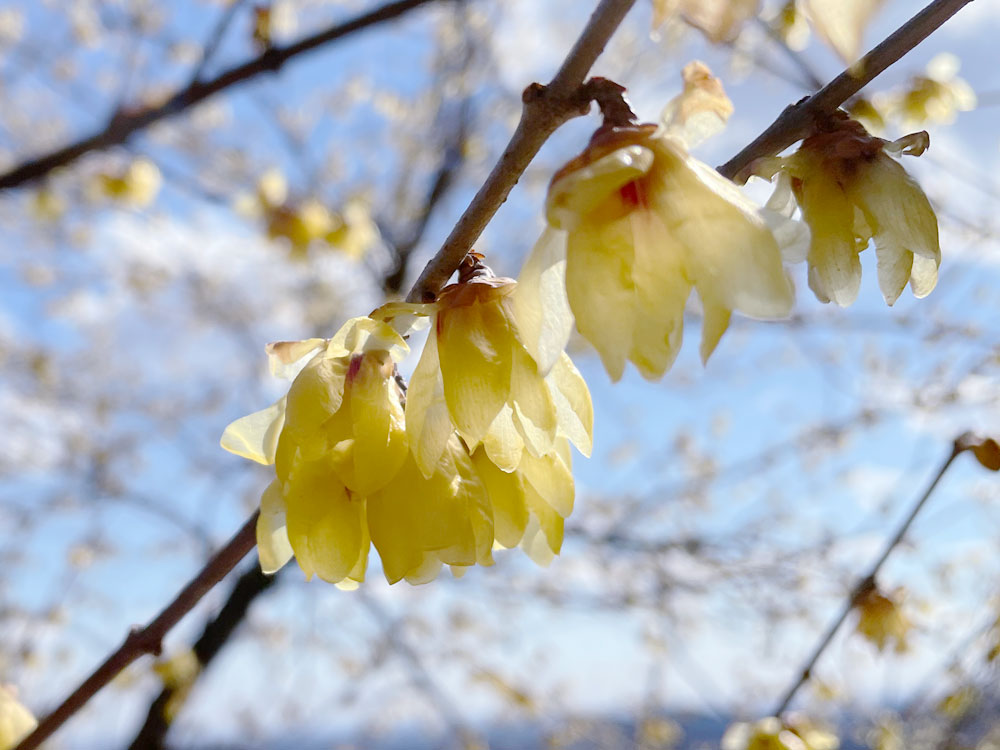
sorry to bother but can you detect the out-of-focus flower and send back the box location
[751,111,939,307]
[876,53,977,129]
[92,158,162,207]
[236,169,378,259]
[802,0,887,63]
[526,63,796,381]
[0,685,37,750]
[722,715,839,750]
[771,1,809,51]
[854,585,911,653]
[30,186,67,222]
[652,0,759,43]
[402,255,593,476]
[845,97,887,135]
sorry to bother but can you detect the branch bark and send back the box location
[0,0,448,191]
[405,0,640,302]
[719,0,976,181]
[13,513,259,750]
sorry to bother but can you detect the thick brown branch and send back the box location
[772,435,976,717]
[405,0,639,302]
[0,0,447,191]
[719,0,975,181]
[14,513,259,750]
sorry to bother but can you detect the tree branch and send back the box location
[771,434,978,717]
[126,564,279,750]
[719,0,975,181]
[13,513,259,750]
[405,0,640,302]
[0,0,449,191]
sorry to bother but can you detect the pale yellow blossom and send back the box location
[0,685,36,750]
[752,112,939,307]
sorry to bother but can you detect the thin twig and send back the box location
[719,0,975,180]
[405,0,640,302]
[13,513,259,750]
[0,0,448,190]
[189,0,251,84]
[772,435,976,716]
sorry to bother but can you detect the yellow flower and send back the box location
[652,0,760,43]
[0,685,36,750]
[753,112,940,307]
[722,715,839,750]
[854,585,911,653]
[878,53,976,129]
[93,157,162,207]
[222,316,496,585]
[527,63,794,381]
[403,256,593,476]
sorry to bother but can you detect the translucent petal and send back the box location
[519,450,574,518]
[265,338,327,379]
[404,325,453,478]
[763,172,810,263]
[565,217,636,381]
[872,236,914,306]
[367,459,427,584]
[437,300,513,447]
[520,515,556,567]
[472,448,529,548]
[628,209,689,379]
[509,342,557,458]
[509,227,573,375]
[403,554,443,585]
[697,289,733,364]
[648,140,794,318]
[910,254,939,298]
[283,355,349,438]
[524,482,563,555]
[545,353,593,457]
[849,155,940,262]
[256,480,293,574]
[327,315,409,362]
[547,145,655,231]
[348,352,407,494]
[484,403,524,472]
[220,397,285,465]
[804,0,887,63]
[284,459,365,584]
[798,169,861,306]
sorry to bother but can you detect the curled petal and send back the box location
[266,339,327,379]
[220,397,286,465]
[547,145,655,231]
[327,316,409,362]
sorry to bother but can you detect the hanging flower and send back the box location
[751,111,940,307]
[877,53,976,129]
[854,585,911,653]
[520,62,796,382]
[221,316,496,585]
[401,254,593,477]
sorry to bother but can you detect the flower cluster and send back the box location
[853,585,911,653]
[221,259,592,586]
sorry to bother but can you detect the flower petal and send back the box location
[472,448,529,548]
[283,354,349,438]
[437,300,513,446]
[509,227,573,375]
[266,338,327,379]
[484,403,525,472]
[257,479,293,575]
[910,253,939,298]
[545,353,594,457]
[698,289,732,364]
[519,448,574,518]
[220,397,286,465]
[798,170,861,306]
[284,459,366,584]
[509,341,558,458]
[565,216,637,381]
[349,352,407,494]
[405,325,453,478]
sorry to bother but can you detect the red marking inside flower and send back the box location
[346,354,364,383]
[619,180,647,208]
